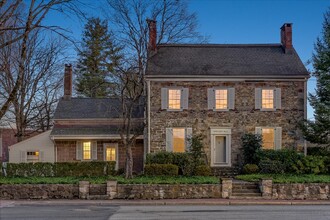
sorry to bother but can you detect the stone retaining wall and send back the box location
[0,184,79,199]
[272,183,330,200]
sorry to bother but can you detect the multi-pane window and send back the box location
[262,128,275,149]
[215,89,228,109]
[173,128,185,152]
[262,89,274,109]
[168,89,181,110]
[27,151,39,163]
[83,142,91,160]
[106,146,116,161]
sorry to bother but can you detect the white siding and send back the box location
[9,130,54,163]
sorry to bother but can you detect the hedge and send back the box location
[144,164,179,176]
[5,161,116,177]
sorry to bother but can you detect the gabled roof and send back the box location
[53,97,144,120]
[146,44,309,78]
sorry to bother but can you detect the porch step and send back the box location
[231,182,262,199]
[232,193,262,197]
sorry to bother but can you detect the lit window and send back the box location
[262,128,275,149]
[262,89,274,109]
[27,151,39,163]
[83,142,91,160]
[168,89,181,109]
[173,128,185,152]
[215,89,228,109]
[106,146,116,161]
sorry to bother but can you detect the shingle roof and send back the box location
[146,44,309,78]
[53,97,144,120]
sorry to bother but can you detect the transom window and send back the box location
[173,128,185,152]
[168,89,181,110]
[262,128,275,149]
[83,142,91,160]
[215,89,228,109]
[106,146,116,161]
[27,151,39,163]
[262,89,274,109]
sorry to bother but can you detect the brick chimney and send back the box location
[281,23,293,54]
[63,64,72,100]
[147,19,157,52]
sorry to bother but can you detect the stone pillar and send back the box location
[79,181,90,199]
[260,178,273,198]
[107,180,117,199]
[221,178,232,199]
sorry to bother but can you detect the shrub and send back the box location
[259,160,286,174]
[294,156,327,174]
[194,165,212,176]
[243,164,259,174]
[6,161,116,177]
[256,149,303,173]
[144,164,179,176]
[242,133,262,164]
[307,147,330,157]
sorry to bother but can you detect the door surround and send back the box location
[210,128,231,167]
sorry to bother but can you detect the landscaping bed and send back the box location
[236,174,330,183]
[0,175,219,185]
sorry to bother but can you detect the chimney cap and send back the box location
[281,23,293,29]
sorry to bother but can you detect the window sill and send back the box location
[213,109,230,112]
[260,108,276,111]
[166,109,183,112]
[211,163,231,167]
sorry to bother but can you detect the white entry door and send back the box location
[211,128,231,167]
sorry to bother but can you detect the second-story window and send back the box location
[215,89,228,109]
[168,89,181,110]
[262,89,274,109]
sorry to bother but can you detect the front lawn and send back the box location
[0,175,219,185]
[236,174,330,183]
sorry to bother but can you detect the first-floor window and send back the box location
[27,151,39,162]
[173,128,185,152]
[83,141,91,160]
[105,146,116,161]
[262,128,275,149]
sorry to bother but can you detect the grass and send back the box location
[0,175,219,185]
[236,174,330,183]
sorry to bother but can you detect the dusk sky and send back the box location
[45,0,330,119]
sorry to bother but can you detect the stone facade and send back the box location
[55,139,144,172]
[0,184,79,199]
[272,183,330,200]
[148,81,305,167]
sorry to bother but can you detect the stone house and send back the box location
[145,22,309,173]
[49,65,145,172]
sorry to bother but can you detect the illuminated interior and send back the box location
[83,142,91,160]
[27,151,39,162]
[215,89,228,109]
[106,147,116,161]
[168,89,181,109]
[173,128,185,152]
[262,128,275,149]
[262,89,274,109]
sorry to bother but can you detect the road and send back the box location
[1,202,330,220]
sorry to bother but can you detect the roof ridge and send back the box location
[157,43,282,48]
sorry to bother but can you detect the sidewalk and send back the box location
[1,198,330,207]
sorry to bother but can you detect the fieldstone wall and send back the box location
[149,81,305,166]
[116,184,221,199]
[0,184,79,199]
[272,183,330,200]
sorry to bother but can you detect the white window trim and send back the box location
[210,128,232,167]
[166,127,192,152]
[260,88,276,111]
[213,87,230,111]
[167,87,184,111]
[25,150,42,163]
[256,127,282,150]
[103,143,118,170]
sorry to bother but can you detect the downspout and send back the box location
[147,80,151,153]
[304,79,307,156]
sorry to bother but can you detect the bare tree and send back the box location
[104,0,205,178]
[0,31,66,141]
[0,0,84,120]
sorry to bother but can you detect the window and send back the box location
[83,141,91,160]
[208,88,235,110]
[27,151,39,163]
[106,146,116,161]
[161,88,189,110]
[215,89,228,109]
[262,128,275,149]
[168,89,181,110]
[255,127,282,150]
[166,127,192,152]
[262,89,274,109]
[173,128,185,152]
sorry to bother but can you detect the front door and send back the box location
[211,128,231,167]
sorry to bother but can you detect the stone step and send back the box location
[230,196,264,200]
[233,189,260,193]
[233,185,259,190]
[87,195,109,200]
[232,192,262,197]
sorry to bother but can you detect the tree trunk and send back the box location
[125,140,134,179]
